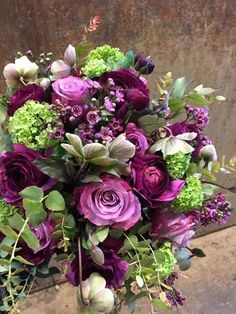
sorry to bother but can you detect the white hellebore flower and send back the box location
[199,144,217,162]
[149,132,197,156]
[3,56,38,88]
[77,273,114,314]
[51,44,76,80]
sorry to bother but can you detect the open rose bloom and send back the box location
[0,18,234,314]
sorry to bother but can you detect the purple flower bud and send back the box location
[134,55,155,74]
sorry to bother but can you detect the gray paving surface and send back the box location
[21,226,236,314]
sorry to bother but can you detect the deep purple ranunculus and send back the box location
[125,123,148,156]
[125,88,150,111]
[19,216,57,265]
[168,122,200,139]
[134,55,155,74]
[65,238,129,288]
[99,69,150,111]
[0,144,56,206]
[52,75,94,107]
[131,155,184,208]
[8,83,45,116]
[74,175,141,230]
[149,208,199,247]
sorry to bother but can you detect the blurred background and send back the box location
[0,0,235,231]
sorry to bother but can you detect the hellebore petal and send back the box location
[91,288,114,313]
[199,144,217,162]
[15,56,38,78]
[109,134,135,162]
[64,44,76,66]
[51,60,71,79]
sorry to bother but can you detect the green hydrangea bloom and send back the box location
[8,100,59,150]
[0,199,17,224]
[172,176,204,212]
[156,242,176,279]
[82,44,125,77]
[165,152,191,179]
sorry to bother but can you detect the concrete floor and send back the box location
[20,226,236,314]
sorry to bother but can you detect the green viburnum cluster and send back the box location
[8,100,59,150]
[157,242,176,279]
[0,199,17,224]
[172,176,204,212]
[165,152,191,179]
[82,44,125,77]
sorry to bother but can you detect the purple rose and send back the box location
[99,69,150,111]
[125,123,148,156]
[74,174,141,230]
[65,238,129,288]
[8,83,45,116]
[52,75,93,107]
[149,208,198,247]
[131,155,184,208]
[134,55,155,74]
[20,216,57,265]
[0,144,56,206]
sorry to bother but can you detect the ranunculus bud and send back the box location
[90,246,105,266]
[64,44,76,66]
[199,144,217,162]
[77,273,114,313]
[134,55,155,74]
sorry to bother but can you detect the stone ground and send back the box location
[20,226,236,314]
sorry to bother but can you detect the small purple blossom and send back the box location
[200,193,232,226]
[109,117,123,133]
[71,105,83,117]
[104,96,116,112]
[86,111,101,125]
[115,90,125,103]
[96,126,113,142]
[186,106,209,130]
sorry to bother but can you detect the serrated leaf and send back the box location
[45,191,65,211]
[33,158,69,183]
[138,115,165,135]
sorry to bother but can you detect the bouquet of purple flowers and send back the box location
[0,17,235,313]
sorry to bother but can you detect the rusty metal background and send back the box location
[0,0,235,228]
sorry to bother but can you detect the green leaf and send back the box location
[154,250,165,264]
[138,223,152,235]
[138,115,165,135]
[45,190,65,211]
[64,214,76,228]
[0,103,7,125]
[9,214,40,250]
[186,91,211,105]
[0,225,18,241]
[151,298,169,309]
[81,175,103,183]
[23,199,47,227]
[20,186,44,202]
[122,50,134,68]
[33,158,69,183]
[201,169,217,181]
[91,227,109,244]
[0,259,10,265]
[109,229,123,239]
[172,76,187,99]
[14,255,35,266]
[169,98,185,114]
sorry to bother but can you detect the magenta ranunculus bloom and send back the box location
[19,215,57,265]
[74,174,141,230]
[131,155,184,208]
[65,238,129,288]
[99,69,150,111]
[8,83,45,116]
[125,122,148,156]
[0,144,56,206]
[52,75,93,107]
[149,208,198,247]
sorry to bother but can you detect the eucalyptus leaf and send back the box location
[45,190,65,211]
[20,186,44,202]
[22,198,47,227]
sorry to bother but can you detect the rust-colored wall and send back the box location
[0,0,235,216]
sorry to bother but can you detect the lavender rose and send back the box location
[8,83,45,116]
[20,216,57,265]
[52,75,93,107]
[74,175,141,230]
[131,155,184,208]
[125,123,148,156]
[66,238,128,288]
[99,69,150,111]
[149,208,198,247]
[0,144,56,206]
